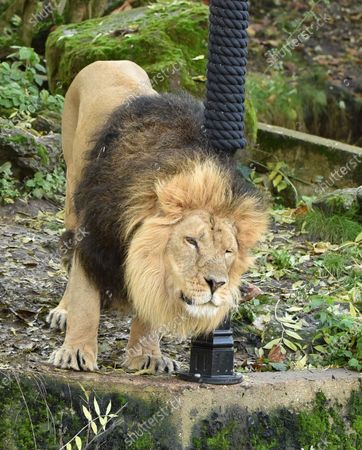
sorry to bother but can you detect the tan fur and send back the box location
[125,159,267,336]
[47,61,267,373]
[49,254,99,370]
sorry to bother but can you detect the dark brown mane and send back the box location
[71,93,261,305]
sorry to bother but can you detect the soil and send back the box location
[249,0,362,92]
[1,197,359,377]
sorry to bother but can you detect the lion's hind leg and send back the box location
[49,255,100,371]
[123,318,179,374]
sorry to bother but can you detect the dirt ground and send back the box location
[249,0,362,89]
[1,196,359,377]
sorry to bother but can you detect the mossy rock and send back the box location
[192,391,362,450]
[0,372,179,450]
[0,118,62,179]
[45,0,258,145]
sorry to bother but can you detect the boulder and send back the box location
[0,118,62,179]
[45,1,258,144]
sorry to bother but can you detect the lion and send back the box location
[47,60,268,373]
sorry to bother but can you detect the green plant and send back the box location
[0,162,20,204]
[25,167,65,202]
[307,296,362,371]
[0,46,63,121]
[270,249,294,270]
[321,252,349,278]
[247,69,328,132]
[0,164,65,205]
[62,388,121,450]
[319,248,362,290]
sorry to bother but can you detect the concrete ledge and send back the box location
[1,368,361,449]
[253,123,362,195]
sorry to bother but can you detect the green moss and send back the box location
[194,422,234,450]
[130,433,158,449]
[0,374,180,449]
[46,2,208,95]
[192,389,362,450]
[45,0,258,145]
[348,390,362,446]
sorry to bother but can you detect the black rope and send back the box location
[204,0,249,154]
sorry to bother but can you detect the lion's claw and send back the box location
[124,355,179,374]
[47,307,67,331]
[49,346,98,371]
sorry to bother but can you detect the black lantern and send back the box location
[178,317,242,384]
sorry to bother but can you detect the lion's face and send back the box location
[165,211,239,319]
[125,160,267,336]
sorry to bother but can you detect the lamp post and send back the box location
[179,0,249,385]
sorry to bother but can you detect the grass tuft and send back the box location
[322,253,348,278]
[302,210,362,244]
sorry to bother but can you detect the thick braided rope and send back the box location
[204,0,249,154]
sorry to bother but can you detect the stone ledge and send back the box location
[1,367,360,449]
[252,123,362,196]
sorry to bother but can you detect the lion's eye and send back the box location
[185,237,198,248]
[225,249,233,255]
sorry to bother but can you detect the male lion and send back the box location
[47,61,267,373]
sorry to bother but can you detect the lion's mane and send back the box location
[72,93,267,336]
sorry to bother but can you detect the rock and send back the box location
[32,111,62,134]
[0,118,62,179]
[45,1,258,145]
[313,187,362,218]
[45,3,208,95]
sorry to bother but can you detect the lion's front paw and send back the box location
[47,307,67,331]
[123,355,179,374]
[49,345,98,371]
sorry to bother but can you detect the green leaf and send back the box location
[285,330,303,340]
[18,47,33,61]
[91,421,98,435]
[348,358,359,368]
[268,170,278,181]
[75,436,82,450]
[314,345,327,353]
[82,405,92,421]
[272,174,283,187]
[94,397,101,416]
[270,362,287,371]
[263,338,281,349]
[283,338,298,351]
[99,416,108,430]
[277,181,288,192]
[106,401,112,415]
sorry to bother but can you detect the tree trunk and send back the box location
[0,0,35,45]
[63,0,108,23]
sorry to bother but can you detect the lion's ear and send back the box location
[233,197,268,250]
[155,177,189,219]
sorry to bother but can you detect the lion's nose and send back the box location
[204,277,226,294]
